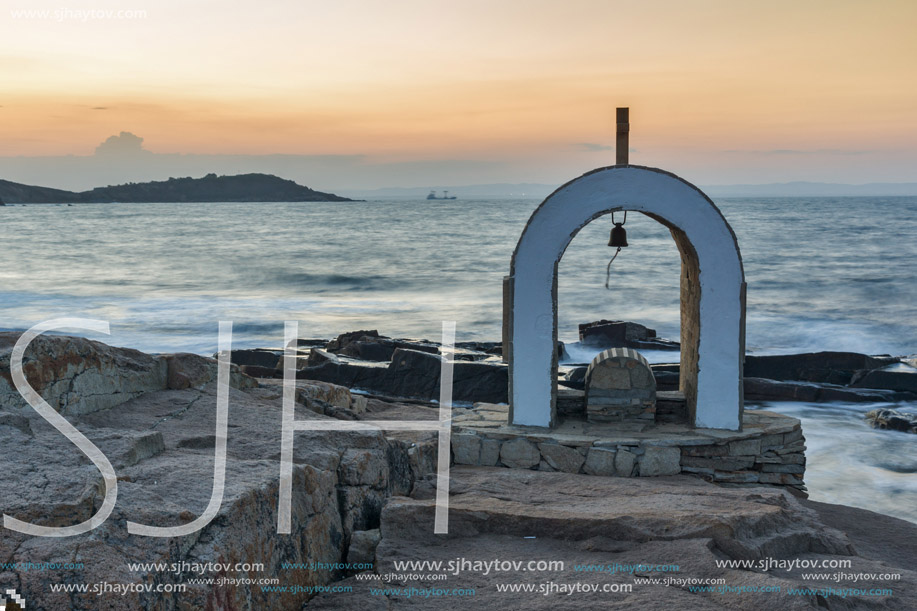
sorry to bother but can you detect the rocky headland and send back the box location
[2,323,916,609]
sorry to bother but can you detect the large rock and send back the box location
[643,358,916,401]
[1,335,246,411]
[325,330,440,362]
[166,352,256,391]
[220,348,283,369]
[382,348,443,397]
[384,467,853,556]
[326,330,381,352]
[852,367,917,393]
[0,336,438,610]
[0,333,255,416]
[296,360,390,392]
[340,338,439,362]
[578,320,679,350]
[745,351,895,385]
[743,377,906,403]
[307,470,917,610]
[384,349,508,403]
[0,332,168,415]
[866,408,917,434]
[451,359,509,404]
[307,348,340,367]
[298,348,508,403]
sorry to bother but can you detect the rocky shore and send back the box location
[2,326,916,609]
[232,322,917,409]
[0,333,440,609]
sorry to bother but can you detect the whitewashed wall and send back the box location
[508,166,744,430]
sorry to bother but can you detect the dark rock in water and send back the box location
[654,356,915,402]
[865,408,917,434]
[340,338,439,362]
[852,368,917,393]
[745,352,895,385]
[297,360,390,391]
[578,320,679,350]
[298,348,508,403]
[384,349,443,397]
[580,319,655,342]
[308,348,340,367]
[744,377,905,403]
[326,330,381,352]
[452,359,508,404]
[386,349,508,403]
[327,330,453,362]
[339,339,393,361]
[220,348,282,369]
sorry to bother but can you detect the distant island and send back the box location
[0,173,353,203]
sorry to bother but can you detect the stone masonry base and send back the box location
[451,404,806,493]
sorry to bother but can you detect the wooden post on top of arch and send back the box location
[616,107,629,165]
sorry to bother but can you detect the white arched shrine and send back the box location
[504,165,746,430]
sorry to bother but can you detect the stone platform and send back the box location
[451,404,806,493]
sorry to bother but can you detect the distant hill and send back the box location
[0,179,82,203]
[0,173,352,203]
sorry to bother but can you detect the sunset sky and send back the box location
[2,0,916,190]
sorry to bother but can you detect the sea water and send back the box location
[1,197,916,522]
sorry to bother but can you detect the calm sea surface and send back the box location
[2,197,916,522]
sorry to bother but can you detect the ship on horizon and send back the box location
[426,190,457,200]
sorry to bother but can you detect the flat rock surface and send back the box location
[306,467,917,610]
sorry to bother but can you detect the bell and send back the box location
[608,223,628,248]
